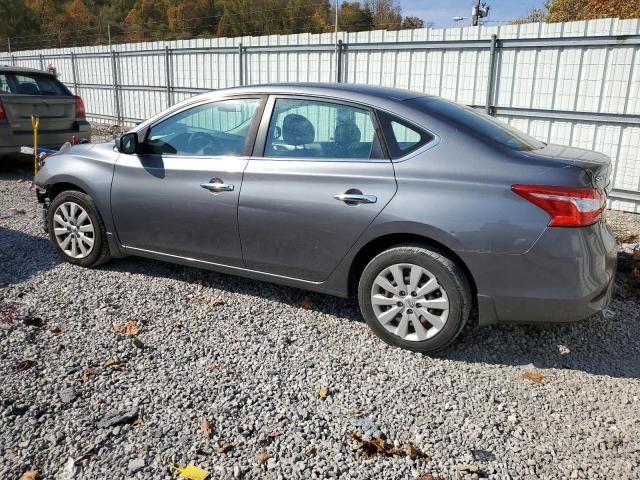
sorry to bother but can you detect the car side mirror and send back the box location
[117,132,139,154]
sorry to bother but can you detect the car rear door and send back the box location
[111,96,265,266]
[238,96,397,282]
[0,72,76,132]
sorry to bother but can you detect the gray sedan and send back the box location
[34,83,617,352]
[0,65,90,156]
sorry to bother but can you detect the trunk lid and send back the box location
[522,144,612,190]
[0,94,76,131]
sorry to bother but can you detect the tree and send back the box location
[167,0,218,38]
[339,2,374,32]
[0,0,40,51]
[546,0,640,22]
[401,16,424,29]
[123,0,169,42]
[368,0,401,30]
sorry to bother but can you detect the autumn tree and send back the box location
[368,0,401,30]
[546,0,640,22]
[167,0,218,38]
[123,0,169,42]
[0,0,40,50]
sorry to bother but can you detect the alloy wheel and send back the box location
[370,263,449,341]
[52,201,95,259]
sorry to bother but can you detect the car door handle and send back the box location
[333,193,377,204]
[201,182,234,192]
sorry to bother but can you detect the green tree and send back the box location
[401,16,424,29]
[339,2,374,32]
[0,0,41,51]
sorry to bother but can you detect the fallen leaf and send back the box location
[19,470,40,480]
[50,327,64,335]
[113,320,140,336]
[417,474,445,480]
[319,385,329,400]
[13,208,26,215]
[16,360,36,372]
[104,357,118,366]
[176,464,210,480]
[521,371,543,384]
[404,441,420,460]
[306,447,317,456]
[298,297,314,310]
[80,368,91,383]
[256,452,270,465]
[201,418,212,439]
[218,442,232,453]
[130,417,144,426]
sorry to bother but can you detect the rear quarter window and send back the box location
[0,72,68,96]
[377,110,435,159]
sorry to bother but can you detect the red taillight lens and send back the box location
[511,184,606,227]
[74,95,86,119]
[0,99,6,120]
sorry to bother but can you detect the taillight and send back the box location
[74,95,86,119]
[0,99,6,120]
[511,184,606,227]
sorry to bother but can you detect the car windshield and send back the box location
[0,72,68,96]
[409,96,545,151]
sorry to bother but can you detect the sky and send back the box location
[401,0,547,28]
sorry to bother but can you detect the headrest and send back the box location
[335,120,361,146]
[282,114,315,146]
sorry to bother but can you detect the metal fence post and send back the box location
[39,54,45,71]
[485,34,498,115]
[238,43,244,86]
[336,39,344,83]
[10,55,15,66]
[70,52,78,95]
[164,46,172,108]
[110,50,122,125]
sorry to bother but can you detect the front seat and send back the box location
[282,114,316,156]
[333,119,362,158]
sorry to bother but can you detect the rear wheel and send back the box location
[358,245,472,353]
[48,191,111,267]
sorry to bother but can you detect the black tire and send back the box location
[357,245,472,353]
[47,190,111,268]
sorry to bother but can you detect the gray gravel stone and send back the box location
[0,130,639,479]
[59,387,77,404]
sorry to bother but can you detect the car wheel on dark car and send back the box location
[48,191,111,268]
[358,245,472,353]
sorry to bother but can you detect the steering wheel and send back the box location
[187,132,217,155]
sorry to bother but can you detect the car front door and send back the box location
[238,96,397,282]
[111,96,264,266]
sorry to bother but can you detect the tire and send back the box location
[357,245,472,353]
[47,190,111,268]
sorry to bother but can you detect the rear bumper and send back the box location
[460,221,618,325]
[0,120,91,154]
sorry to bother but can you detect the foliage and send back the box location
[3,0,432,51]
[546,0,640,22]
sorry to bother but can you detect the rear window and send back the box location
[0,73,68,96]
[409,97,545,151]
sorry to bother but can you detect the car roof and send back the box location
[0,65,54,76]
[202,83,432,103]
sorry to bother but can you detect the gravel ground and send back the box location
[1,149,639,480]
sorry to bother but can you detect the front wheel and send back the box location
[358,245,472,353]
[47,190,111,267]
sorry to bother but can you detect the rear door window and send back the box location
[0,72,68,96]
[377,111,435,159]
[264,98,385,160]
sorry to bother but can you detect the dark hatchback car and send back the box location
[0,65,90,155]
[34,83,617,352]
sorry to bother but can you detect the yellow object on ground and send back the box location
[31,115,40,175]
[170,463,210,480]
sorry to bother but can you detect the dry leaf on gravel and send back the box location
[319,385,329,400]
[256,452,270,465]
[298,297,314,310]
[218,442,232,453]
[521,371,543,384]
[347,432,425,459]
[16,360,36,372]
[113,320,140,336]
[417,474,445,480]
[201,418,212,439]
[80,368,91,383]
[130,417,143,426]
[13,208,26,215]
[307,447,317,456]
[404,441,422,460]
[20,470,40,480]
[50,327,63,335]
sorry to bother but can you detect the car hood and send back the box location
[522,143,612,190]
